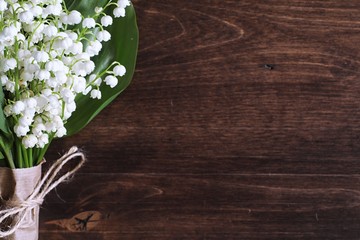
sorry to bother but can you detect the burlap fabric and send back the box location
[0,165,41,240]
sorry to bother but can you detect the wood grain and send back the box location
[40,1,360,239]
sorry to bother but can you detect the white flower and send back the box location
[118,0,131,8]
[0,0,7,11]
[43,4,62,17]
[49,50,58,58]
[72,62,87,76]
[15,125,30,137]
[50,95,61,108]
[4,105,12,117]
[0,75,8,85]
[0,25,18,45]
[68,41,83,54]
[23,22,36,33]
[66,31,78,41]
[104,75,118,88]
[33,51,49,63]
[45,59,66,72]
[60,88,75,103]
[85,61,95,73]
[95,7,103,14]
[86,40,102,57]
[90,89,101,99]
[3,58,17,72]
[54,35,73,50]
[45,122,57,132]
[37,133,49,148]
[60,14,68,25]
[65,10,82,25]
[72,76,86,93]
[25,98,37,108]
[12,101,25,114]
[89,74,97,81]
[82,18,96,28]
[29,23,45,43]
[89,74,102,86]
[23,108,36,118]
[54,71,67,84]
[26,62,40,74]
[66,101,76,112]
[83,86,92,95]
[72,60,94,76]
[55,126,67,137]
[21,71,34,82]
[22,134,37,148]
[19,11,34,24]
[41,89,52,97]
[16,33,26,42]
[32,123,46,136]
[44,61,54,72]
[62,37,74,49]
[5,81,15,93]
[52,116,63,128]
[113,7,125,18]
[113,65,126,76]
[33,116,43,124]
[18,49,31,59]
[75,52,90,61]
[46,77,59,88]
[97,30,111,42]
[18,115,33,127]
[30,6,43,17]
[43,25,58,37]
[101,15,113,27]
[36,69,51,80]
[94,78,102,86]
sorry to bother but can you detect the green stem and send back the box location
[33,147,39,164]
[36,134,54,165]
[4,149,15,169]
[28,147,33,167]
[16,140,23,168]
[36,143,50,165]
[21,144,29,168]
[0,138,15,168]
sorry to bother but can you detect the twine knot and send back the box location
[0,146,85,237]
[19,199,43,209]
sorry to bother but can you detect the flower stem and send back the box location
[36,134,53,165]
[16,140,23,168]
[21,144,29,168]
[3,148,15,169]
[28,147,33,167]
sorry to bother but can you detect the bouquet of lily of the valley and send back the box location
[0,0,138,239]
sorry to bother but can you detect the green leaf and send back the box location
[64,1,139,136]
[0,85,14,168]
[0,86,11,136]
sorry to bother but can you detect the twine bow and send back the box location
[0,146,85,237]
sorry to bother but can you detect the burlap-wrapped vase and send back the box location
[0,165,41,240]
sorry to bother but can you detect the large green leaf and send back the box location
[64,1,138,136]
[0,82,14,167]
[0,86,11,136]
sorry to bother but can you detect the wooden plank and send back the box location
[40,0,360,239]
[39,174,360,239]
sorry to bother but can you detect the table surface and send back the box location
[40,1,360,239]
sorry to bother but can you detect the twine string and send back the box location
[0,146,85,237]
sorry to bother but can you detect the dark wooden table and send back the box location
[39,1,360,239]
